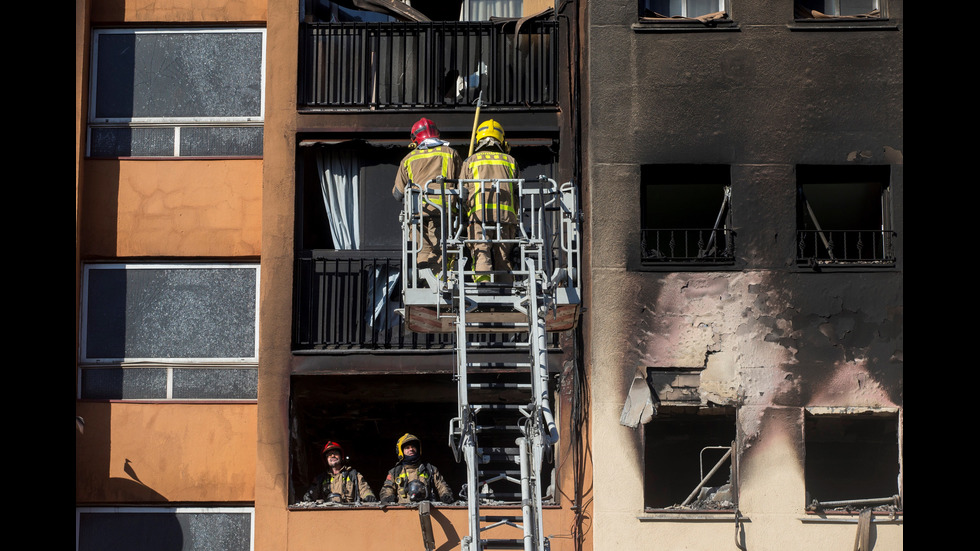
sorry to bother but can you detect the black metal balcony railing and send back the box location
[797,229,896,265]
[641,228,736,264]
[300,21,558,109]
[294,254,556,350]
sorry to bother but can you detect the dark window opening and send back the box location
[304,0,524,23]
[804,412,901,512]
[795,0,881,19]
[796,165,894,266]
[289,374,557,506]
[644,408,736,511]
[640,164,733,265]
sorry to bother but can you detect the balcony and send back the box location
[797,229,896,267]
[641,228,736,265]
[293,253,558,350]
[299,21,558,109]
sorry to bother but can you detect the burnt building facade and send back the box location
[582,1,903,549]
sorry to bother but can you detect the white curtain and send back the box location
[462,0,522,21]
[316,148,361,249]
[366,263,402,329]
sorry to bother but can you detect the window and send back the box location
[76,507,253,551]
[644,407,736,511]
[79,264,259,400]
[795,0,881,19]
[796,165,895,266]
[640,164,734,265]
[640,0,725,19]
[804,409,901,512]
[304,0,524,23]
[88,28,265,158]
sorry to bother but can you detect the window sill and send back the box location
[639,510,742,521]
[799,511,903,524]
[632,19,739,33]
[787,18,898,31]
[796,259,897,272]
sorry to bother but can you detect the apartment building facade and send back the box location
[582,1,903,549]
[77,0,590,549]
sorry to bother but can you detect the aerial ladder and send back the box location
[399,176,581,551]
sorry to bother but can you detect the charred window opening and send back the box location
[289,373,558,506]
[640,164,734,265]
[804,411,901,512]
[644,408,736,511]
[796,165,895,266]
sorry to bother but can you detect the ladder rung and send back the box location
[467,362,532,369]
[464,322,529,328]
[481,539,525,549]
[466,341,530,348]
[475,425,523,432]
[474,404,525,410]
[467,383,532,390]
[479,470,521,477]
[480,516,522,522]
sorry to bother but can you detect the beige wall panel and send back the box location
[76,402,257,503]
[91,0,267,23]
[285,508,584,550]
[80,159,262,258]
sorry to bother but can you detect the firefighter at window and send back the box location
[392,118,462,279]
[460,119,520,283]
[302,441,377,504]
[379,433,455,504]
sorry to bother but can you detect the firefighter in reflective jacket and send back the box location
[461,119,520,283]
[379,433,454,504]
[302,441,377,504]
[392,118,462,278]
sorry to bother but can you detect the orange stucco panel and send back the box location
[76,401,257,503]
[91,0,267,23]
[80,159,262,258]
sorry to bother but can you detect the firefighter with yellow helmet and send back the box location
[461,119,520,283]
[392,118,462,279]
[379,433,455,504]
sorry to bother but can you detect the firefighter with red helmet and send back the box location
[302,441,377,504]
[392,118,462,279]
[379,433,455,504]
[460,119,520,283]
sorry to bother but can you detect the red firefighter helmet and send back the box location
[322,441,344,458]
[410,118,440,145]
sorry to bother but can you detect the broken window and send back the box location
[640,164,734,265]
[804,410,901,512]
[796,165,895,266]
[289,374,558,506]
[76,507,253,551]
[795,0,881,19]
[644,407,736,511]
[88,28,264,158]
[639,0,728,21]
[78,263,259,400]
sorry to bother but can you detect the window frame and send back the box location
[795,164,896,269]
[639,164,736,268]
[642,405,738,513]
[802,407,902,513]
[87,27,267,158]
[634,0,737,32]
[80,263,261,365]
[76,506,255,551]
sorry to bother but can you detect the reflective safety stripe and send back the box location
[468,157,518,218]
[406,149,455,207]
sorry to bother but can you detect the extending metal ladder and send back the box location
[401,177,581,551]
